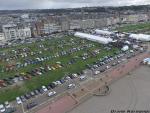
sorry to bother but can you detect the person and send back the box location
[99,88,101,92]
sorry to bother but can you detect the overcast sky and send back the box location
[0,0,150,10]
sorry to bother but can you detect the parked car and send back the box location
[79,75,87,81]
[59,79,65,84]
[3,107,16,113]
[34,90,40,95]
[68,84,75,89]
[0,104,5,113]
[42,86,48,92]
[16,97,22,104]
[30,91,35,97]
[20,96,26,102]
[47,91,56,97]
[38,88,44,94]
[4,101,10,108]
[24,93,31,99]
[48,83,56,89]
[26,102,38,109]
[106,66,110,69]
[46,85,51,90]
[94,70,100,75]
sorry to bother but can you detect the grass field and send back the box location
[116,22,150,33]
[0,35,119,103]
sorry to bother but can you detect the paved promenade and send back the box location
[36,52,150,113]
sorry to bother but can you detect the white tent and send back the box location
[95,29,114,35]
[129,34,150,41]
[74,32,113,44]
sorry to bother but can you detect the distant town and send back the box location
[0,5,150,43]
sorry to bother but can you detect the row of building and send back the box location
[0,13,150,41]
[32,13,150,36]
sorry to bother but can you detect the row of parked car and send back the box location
[0,101,16,113]
[86,50,132,74]
[15,72,85,106]
[0,63,63,88]
[17,43,94,68]
[1,46,93,88]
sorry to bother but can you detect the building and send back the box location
[69,20,82,30]
[2,24,31,40]
[120,14,149,24]
[94,18,107,28]
[61,21,70,31]
[43,23,62,34]
[33,21,44,36]
[81,19,95,29]
[0,33,5,41]
[18,27,31,38]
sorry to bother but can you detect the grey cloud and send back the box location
[0,0,150,10]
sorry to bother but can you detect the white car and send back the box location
[4,101,10,108]
[94,70,100,75]
[0,104,5,113]
[68,84,75,89]
[47,66,51,71]
[65,76,71,81]
[55,81,62,85]
[106,66,110,69]
[42,86,48,92]
[52,82,57,86]
[37,71,42,75]
[48,91,56,97]
[79,75,87,81]
[16,97,22,104]
[72,73,78,78]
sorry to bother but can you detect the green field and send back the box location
[0,35,119,103]
[116,22,150,33]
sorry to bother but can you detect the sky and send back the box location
[0,0,150,10]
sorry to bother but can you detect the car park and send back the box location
[1,33,141,106]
